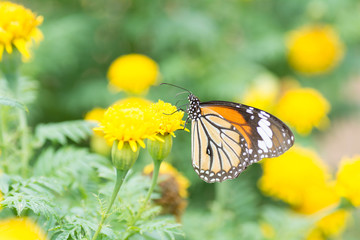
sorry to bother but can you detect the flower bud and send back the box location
[147,134,172,161]
[111,141,139,170]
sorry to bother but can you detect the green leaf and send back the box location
[34,120,95,146]
[50,215,115,240]
[134,217,183,240]
[0,175,63,217]
[0,96,28,112]
[33,147,109,189]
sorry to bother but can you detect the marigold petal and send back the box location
[30,28,44,43]
[13,38,30,59]
[137,139,146,149]
[336,156,360,206]
[129,140,138,152]
[117,140,124,150]
[5,43,12,54]
[154,135,165,142]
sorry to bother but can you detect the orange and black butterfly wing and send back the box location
[191,101,294,183]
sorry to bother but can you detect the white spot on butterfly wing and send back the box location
[260,111,270,117]
[257,127,273,148]
[258,119,273,138]
[258,140,268,153]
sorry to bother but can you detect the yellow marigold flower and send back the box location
[94,102,161,152]
[0,1,43,61]
[149,100,185,136]
[315,209,350,238]
[242,73,280,112]
[84,107,106,122]
[107,54,159,94]
[0,217,47,240]
[287,25,344,74]
[306,210,350,240]
[296,182,349,239]
[297,183,339,215]
[336,155,360,206]
[276,88,330,135]
[306,228,323,240]
[259,146,330,207]
[113,97,152,107]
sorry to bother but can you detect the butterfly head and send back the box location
[187,94,201,120]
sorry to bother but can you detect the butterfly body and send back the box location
[187,94,294,183]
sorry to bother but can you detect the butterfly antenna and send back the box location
[175,91,190,97]
[160,83,192,94]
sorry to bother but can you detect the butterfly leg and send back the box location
[182,117,191,130]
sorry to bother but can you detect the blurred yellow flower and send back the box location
[287,25,344,74]
[297,183,339,215]
[276,88,330,135]
[107,54,159,94]
[306,228,323,240]
[316,209,350,238]
[306,210,350,240]
[113,97,152,107]
[84,107,106,123]
[85,107,111,155]
[0,217,47,240]
[144,162,190,221]
[242,73,280,112]
[0,1,43,61]
[149,100,185,136]
[259,146,330,207]
[94,102,161,152]
[336,155,360,207]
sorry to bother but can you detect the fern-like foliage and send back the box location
[34,120,95,146]
[0,96,28,112]
[50,214,115,240]
[33,147,110,198]
[0,174,63,217]
[129,217,183,240]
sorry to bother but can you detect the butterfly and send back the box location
[162,83,295,183]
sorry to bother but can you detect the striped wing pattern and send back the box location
[191,101,294,183]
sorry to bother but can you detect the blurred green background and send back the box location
[12,0,360,239]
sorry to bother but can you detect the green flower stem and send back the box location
[92,168,128,240]
[19,109,30,177]
[137,159,161,219]
[0,107,8,172]
[126,159,162,238]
